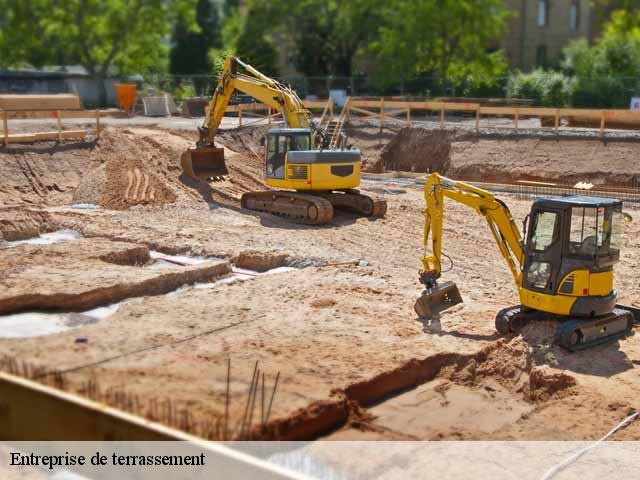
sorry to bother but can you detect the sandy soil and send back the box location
[371,123,640,187]
[0,123,639,443]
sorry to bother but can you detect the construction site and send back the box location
[1,58,640,465]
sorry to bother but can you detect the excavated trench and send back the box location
[0,238,303,337]
[252,338,577,441]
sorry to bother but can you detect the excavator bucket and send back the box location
[414,281,463,318]
[180,147,228,181]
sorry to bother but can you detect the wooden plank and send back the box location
[478,106,517,115]
[0,94,81,111]
[5,130,87,144]
[2,111,7,146]
[5,110,105,120]
[516,107,559,116]
[96,110,101,140]
[56,110,62,142]
[443,102,480,112]
[0,372,310,479]
[348,105,380,118]
[557,108,608,117]
[302,100,330,109]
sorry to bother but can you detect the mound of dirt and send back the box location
[0,127,188,208]
[362,122,640,186]
[380,127,452,173]
[73,153,176,210]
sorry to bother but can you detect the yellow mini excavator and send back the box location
[181,56,386,224]
[415,173,639,351]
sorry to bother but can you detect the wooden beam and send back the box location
[348,106,380,118]
[56,110,62,142]
[4,130,87,144]
[0,372,311,479]
[2,111,7,146]
[0,94,81,111]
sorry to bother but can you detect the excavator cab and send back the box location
[265,129,312,180]
[520,196,625,317]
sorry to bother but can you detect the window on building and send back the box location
[538,0,549,27]
[536,45,548,67]
[570,0,580,32]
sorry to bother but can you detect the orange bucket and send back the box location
[115,83,137,113]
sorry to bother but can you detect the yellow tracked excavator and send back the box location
[181,56,386,224]
[415,173,639,351]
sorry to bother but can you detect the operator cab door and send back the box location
[265,134,287,180]
[522,208,564,294]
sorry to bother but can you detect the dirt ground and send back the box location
[1,121,640,443]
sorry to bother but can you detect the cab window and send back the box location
[278,135,289,154]
[569,207,599,256]
[291,135,310,151]
[530,211,559,251]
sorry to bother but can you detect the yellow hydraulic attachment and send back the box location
[181,57,386,224]
[415,172,637,351]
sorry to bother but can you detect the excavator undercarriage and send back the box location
[241,189,387,225]
[495,304,638,351]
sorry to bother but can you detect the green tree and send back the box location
[170,0,222,75]
[561,8,640,107]
[209,0,278,76]
[0,0,197,105]
[273,0,385,77]
[371,0,509,88]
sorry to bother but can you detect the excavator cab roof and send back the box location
[532,195,622,209]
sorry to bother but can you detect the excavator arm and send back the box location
[415,173,525,317]
[202,56,311,144]
[182,56,314,180]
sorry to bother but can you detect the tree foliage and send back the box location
[560,8,640,107]
[0,0,197,76]
[506,69,574,107]
[209,0,278,75]
[170,0,222,75]
[371,0,509,88]
[270,0,385,77]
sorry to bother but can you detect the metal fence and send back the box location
[3,70,639,109]
[137,74,640,109]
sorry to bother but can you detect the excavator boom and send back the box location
[415,173,524,318]
[182,57,312,180]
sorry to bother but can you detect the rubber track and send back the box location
[320,190,388,217]
[241,191,334,225]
